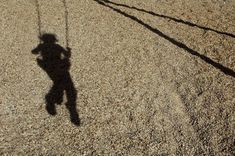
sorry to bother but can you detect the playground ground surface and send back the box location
[1,0,235,155]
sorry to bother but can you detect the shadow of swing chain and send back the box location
[62,0,69,48]
[94,0,235,78]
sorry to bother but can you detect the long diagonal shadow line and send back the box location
[94,0,235,78]
[100,0,235,38]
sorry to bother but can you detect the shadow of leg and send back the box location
[45,83,61,115]
[45,91,56,116]
[66,101,80,126]
[65,77,80,126]
[54,83,64,105]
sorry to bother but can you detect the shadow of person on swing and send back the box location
[32,33,80,126]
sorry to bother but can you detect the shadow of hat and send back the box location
[39,33,58,43]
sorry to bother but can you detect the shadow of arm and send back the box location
[32,44,42,54]
[63,47,71,58]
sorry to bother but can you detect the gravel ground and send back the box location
[0,0,235,155]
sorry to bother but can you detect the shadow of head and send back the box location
[39,33,58,44]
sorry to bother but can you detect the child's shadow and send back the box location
[32,33,80,126]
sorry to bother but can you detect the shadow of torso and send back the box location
[33,43,71,82]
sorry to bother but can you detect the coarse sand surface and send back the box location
[0,0,235,155]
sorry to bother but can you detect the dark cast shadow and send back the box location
[94,0,235,78]
[32,33,80,126]
[99,0,235,38]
